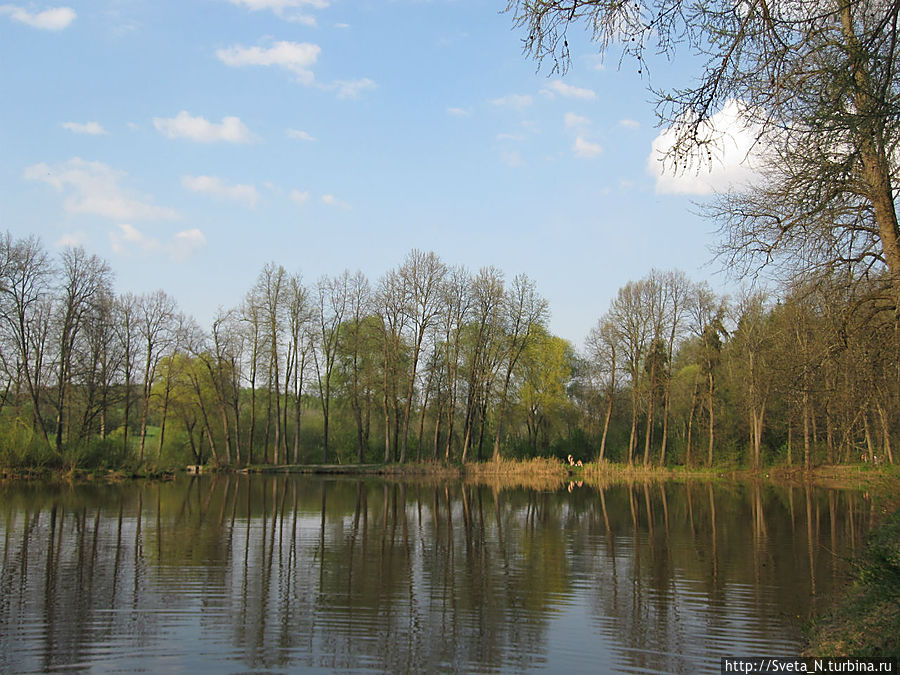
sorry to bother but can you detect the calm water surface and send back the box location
[0,475,879,673]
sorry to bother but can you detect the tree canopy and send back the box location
[507,0,900,311]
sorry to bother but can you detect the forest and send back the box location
[0,232,895,472]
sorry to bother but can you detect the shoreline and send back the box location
[3,459,897,494]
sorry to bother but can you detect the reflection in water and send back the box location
[0,477,878,674]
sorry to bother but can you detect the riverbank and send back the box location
[804,508,900,657]
[3,458,899,492]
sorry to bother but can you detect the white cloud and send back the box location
[330,78,376,99]
[321,194,351,210]
[648,99,764,195]
[619,118,640,129]
[24,158,179,221]
[109,224,156,256]
[62,121,107,135]
[170,229,207,262]
[217,42,374,99]
[182,175,259,208]
[447,107,471,118]
[153,111,255,143]
[290,189,310,206]
[109,224,206,261]
[491,94,533,110]
[0,5,75,30]
[500,150,524,168]
[574,136,603,159]
[227,0,327,25]
[542,80,596,100]
[55,232,85,248]
[497,133,525,142]
[216,41,321,85]
[564,112,590,129]
[287,128,316,142]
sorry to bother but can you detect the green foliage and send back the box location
[806,509,900,657]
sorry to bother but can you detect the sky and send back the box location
[0,0,757,349]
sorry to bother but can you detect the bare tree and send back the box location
[439,266,472,462]
[50,247,113,453]
[0,233,53,447]
[284,273,311,464]
[375,269,408,463]
[137,290,177,462]
[398,250,446,463]
[507,0,900,313]
[338,271,371,463]
[492,274,548,461]
[314,272,349,463]
[113,293,139,457]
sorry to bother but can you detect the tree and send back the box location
[337,271,371,463]
[461,267,505,462]
[438,265,472,462]
[729,290,775,469]
[493,274,548,460]
[398,250,446,463]
[137,290,178,462]
[285,273,311,464]
[609,280,653,464]
[256,263,286,463]
[314,272,349,463]
[375,269,408,463]
[113,293,139,457]
[0,233,53,446]
[519,327,573,454]
[585,317,618,461]
[691,283,728,466]
[50,247,113,453]
[507,0,900,314]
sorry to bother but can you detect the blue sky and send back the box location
[0,0,751,348]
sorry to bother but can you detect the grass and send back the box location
[804,508,900,657]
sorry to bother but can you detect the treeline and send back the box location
[0,231,896,470]
[579,270,897,469]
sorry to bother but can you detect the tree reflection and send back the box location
[0,476,884,673]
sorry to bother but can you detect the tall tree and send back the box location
[0,234,53,446]
[507,0,900,313]
[493,274,548,461]
[314,272,349,463]
[398,250,446,463]
[51,247,113,453]
[137,290,177,462]
[585,317,619,462]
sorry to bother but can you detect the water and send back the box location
[0,476,878,673]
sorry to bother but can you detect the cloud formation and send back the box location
[321,194,351,210]
[153,111,255,143]
[331,78,376,99]
[182,175,259,208]
[216,41,321,85]
[290,189,309,206]
[564,112,590,129]
[62,121,107,135]
[573,136,603,159]
[647,99,764,195]
[287,129,316,142]
[24,158,179,221]
[0,4,75,30]
[542,80,596,100]
[109,224,206,261]
[491,94,533,110]
[226,0,328,25]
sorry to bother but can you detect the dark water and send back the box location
[0,475,880,673]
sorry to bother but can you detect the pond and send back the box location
[0,475,880,673]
